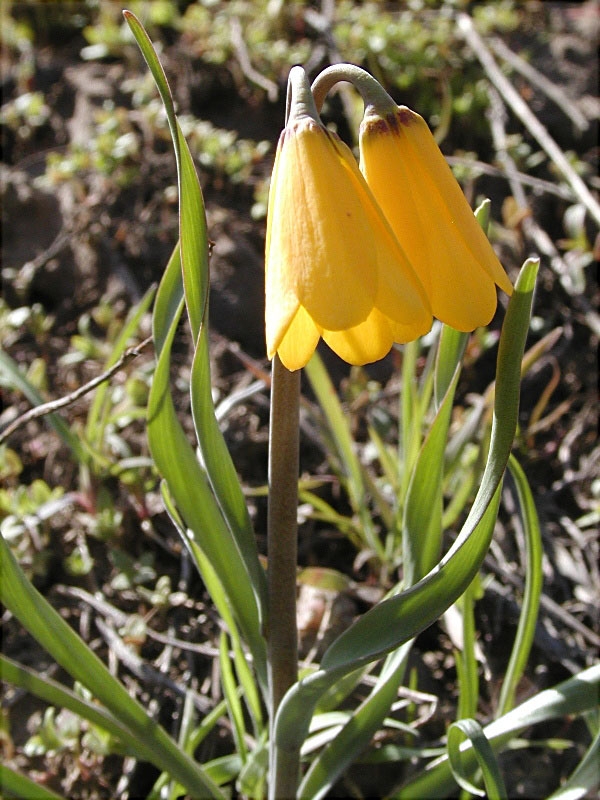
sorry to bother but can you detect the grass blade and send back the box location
[126,11,267,650]
[147,279,266,688]
[305,352,383,559]
[434,326,468,408]
[403,367,460,585]
[298,642,413,800]
[85,285,155,445]
[219,631,248,763]
[447,718,507,799]
[0,349,85,461]
[496,454,544,716]
[123,10,206,340]
[321,259,538,672]
[190,319,267,623]
[397,663,600,798]
[0,763,65,800]
[1,655,146,760]
[546,727,600,800]
[0,532,225,799]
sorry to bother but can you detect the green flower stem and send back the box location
[267,354,301,799]
[311,63,397,117]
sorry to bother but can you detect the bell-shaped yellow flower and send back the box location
[265,70,431,372]
[359,106,513,331]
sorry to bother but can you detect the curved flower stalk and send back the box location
[265,66,432,371]
[312,64,513,332]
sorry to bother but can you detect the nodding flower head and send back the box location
[359,104,513,332]
[265,67,431,371]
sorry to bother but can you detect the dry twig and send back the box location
[458,12,600,227]
[0,337,153,445]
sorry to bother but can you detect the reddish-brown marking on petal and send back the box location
[363,117,392,136]
[384,113,400,134]
[395,106,414,126]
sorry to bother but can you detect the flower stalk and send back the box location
[267,355,300,799]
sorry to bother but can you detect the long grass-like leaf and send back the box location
[434,326,468,408]
[0,349,85,461]
[321,259,538,671]
[546,728,600,800]
[0,763,65,800]
[400,339,421,503]
[85,285,155,446]
[147,282,266,687]
[299,359,467,798]
[447,718,507,799]
[1,655,145,760]
[0,533,225,799]
[305,353,383,559]
[190,322,267,622]
[125,10,266,643]
[455,578,480,722]
[219,632,248,763]
[496,454,543,716]
[403,367,460,585]
[298,642,413,800]
[123,11,205,340]
[397,663,600,798]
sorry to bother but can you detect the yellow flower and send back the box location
[359,106,513,331]
[265,104,432,372]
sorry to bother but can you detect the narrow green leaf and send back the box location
[152,242,184,354]
[0,349,85,461]
[447,719,507,799]
[434,326,468,408]
[85,284,156,444]
[455,578,479,722]
[147,288,266,688]
[219,632,248,762]
[546,728,600,800]
[403,367,460,586]
[231,622,264,733]
[496,454,543,716]
[298,642,412,800]
[123,11,206,340]
[0,763,65,800]
[322,259,538,672]
[305,352,383,558]
[397,663,600,798]
[1,655,142,760]
[204,754,244,785]
[190,322,267,623]
[400,339,421,503]
[126,11,266,657]
[0,533,225,799]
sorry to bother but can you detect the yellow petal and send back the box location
[360,107,512,331]
[329,134,432,331]
[266,118,377,336]
[276,305,321,372]
[322,307,426,365]
[265,132,302,358]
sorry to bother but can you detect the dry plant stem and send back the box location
[486,88,570,277]
[458,12,600,227]
[489,36,589,133]
[267,354,301,799]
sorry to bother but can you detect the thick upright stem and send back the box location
[267,355,301,799]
